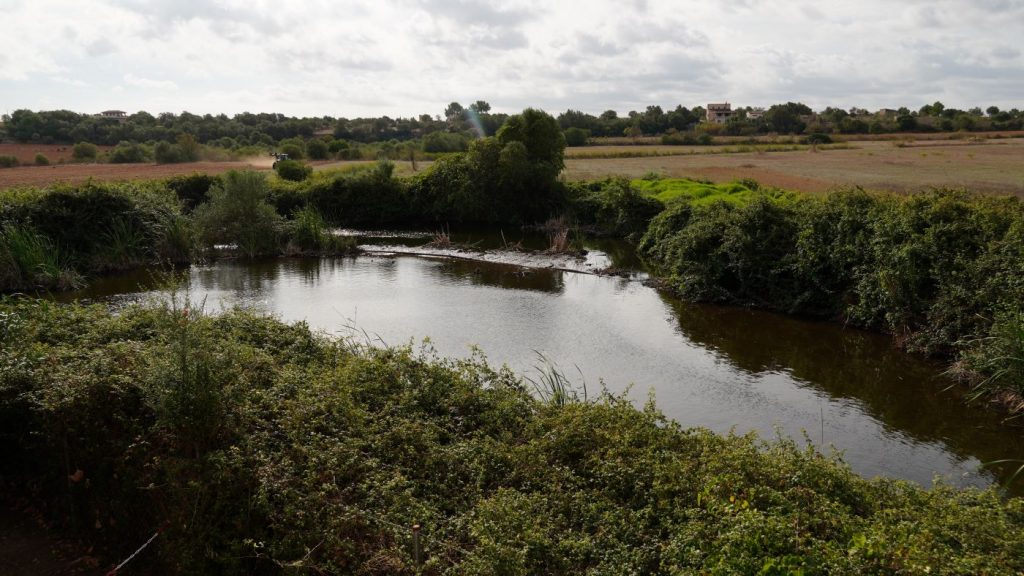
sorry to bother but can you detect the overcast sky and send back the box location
[2,0,1022,119]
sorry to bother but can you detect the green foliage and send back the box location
[566,178,664,239]
[803,133,833,145]
[0,155,18,168]
[423,131,470,153]
[279,141,305,160]
[284,205,356,254]
[0,224,81,290]
[71,141,98,161]
[1,299,1022,574]
[305,137,329,160]
[107,140,149,163]
[0,181,190,280]
[274,158,313,182]
[193,170,283,258]
[154,141,186,163]
[33,153,49,166]
[639,188,1024,398]
[165,173,220,212]
[563,127,590,147]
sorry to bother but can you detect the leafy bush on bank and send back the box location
[1,298,1022,575]
[639,188,1024,402]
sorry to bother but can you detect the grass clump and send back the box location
[1,299,1022,574]
[283,205,356,255]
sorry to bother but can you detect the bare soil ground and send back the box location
[0,161,270,187]
[1,138,1022,195]
[563,139,1024,195]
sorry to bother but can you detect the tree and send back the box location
[445,102,464,122]
[72,142,98,161]
[764,102,811,134]
[496,108,566,181]
[193,170,282,258]
[469,101,491,114]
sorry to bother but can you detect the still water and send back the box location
[57,231,1024,492]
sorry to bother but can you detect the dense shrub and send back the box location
[0,155,18,168]
[279,141,305,160]
[154,141,187,164]
[108,141,149,163]
[33,153,49,166]
[567,177,664,239]
[274,158,313,182]
[165,173,220,212]
[563,127,590,147]
[71,141,98,161]
[639,188,1024,399]
[0,181,189,278]
[1,299,1022,574]
[803,133,834,145]
[305,137,329,160]
[422,131,469,153]
[193,170,283,258]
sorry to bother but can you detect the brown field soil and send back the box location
[0,161,271,188]
[0,143,114,165]
[564,139,1024,195]
[2,138,1022,195]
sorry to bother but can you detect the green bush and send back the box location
[71,141,98,161]
[567,177,664,239]
[284,205,355,254]
[1,299,1022,574]
[274,159,313,182]
[305,137,329,160]
[0,181,188,278]
[563,127,590,147]
[108,141,149,163]
[154,141,186,164]
[0,155,18,168]
[639,188,1024,399]
[422,131,469,153]
[193,170,283,258]
[803,133,833,145]
[33,153,49,166]
[279,141,305,160]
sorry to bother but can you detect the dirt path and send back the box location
[0,501,99,575]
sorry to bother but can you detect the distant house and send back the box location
[98,110,127,121]
[747,107,766,120]
[313,128,333,137]
[706,103,733,124]
[876,108,899,117]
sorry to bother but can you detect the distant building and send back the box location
[313,128,333,137]
[706,103,733,124]
[876,108,898,117]
[98,110,127,121]
[747,107,766,120]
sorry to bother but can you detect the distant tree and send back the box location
[469,101,491,114]
[764,102,811,134]
[496,108,566,180]
[897,114,918,132]
[986,106,1001,116]
[563,127,590,147]
[274,159,313,182]
[445,102,464,122]
[305,138,329,160]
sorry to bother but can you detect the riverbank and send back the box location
[2,298,1022,574]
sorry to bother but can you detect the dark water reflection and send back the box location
[54,239,1024,493]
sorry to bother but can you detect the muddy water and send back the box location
[55,230,1024,493]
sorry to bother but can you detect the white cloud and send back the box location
[124,74,179,90]
[0,0,1021,116]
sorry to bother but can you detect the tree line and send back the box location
[2,100,1022,151]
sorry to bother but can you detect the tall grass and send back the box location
[0,224,81,290]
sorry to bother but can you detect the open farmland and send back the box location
[563,138,1024,195]
[0,142,113,164]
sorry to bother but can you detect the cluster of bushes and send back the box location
[0,172,359,291]
[638,188,1024,402]
[0,155,19,168]
[1,298,1022,574]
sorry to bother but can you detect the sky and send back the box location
[1,0,1023,119]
